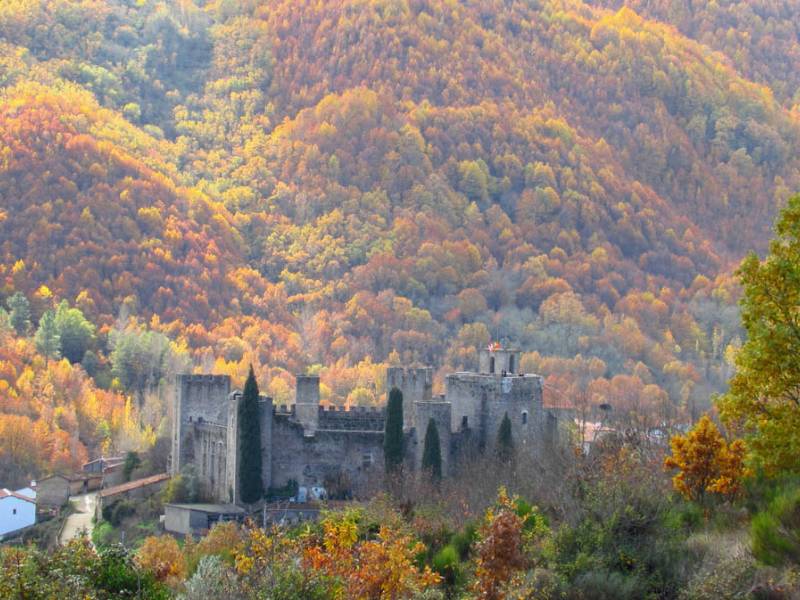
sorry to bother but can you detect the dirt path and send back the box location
[59,492,97,545]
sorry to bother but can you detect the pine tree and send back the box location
[7,292,30,336]
[384,387,404,473]
[34,309,60,365]
[421,418,442,481]
[496,413,514,462]
[238,366,263,504]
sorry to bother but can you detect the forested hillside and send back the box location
[1,0,798,481]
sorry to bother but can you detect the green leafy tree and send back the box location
[238,366,263,504]
[110,325,189,405]
[122,451,141,482]
[421,418,442,481]
[54,300,95,363]
[496,413,514,462]
[34,309,60,365]
[6,292,30,336]
[717,194,800,475]
[384,387,404,473]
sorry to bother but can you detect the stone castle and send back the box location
[170,346,559,504]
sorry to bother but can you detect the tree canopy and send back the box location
[718,195,800,475]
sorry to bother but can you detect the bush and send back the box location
[751,484,800,566]
[431,544,460,587]
[102,500,135,527]
[567,570,647,600]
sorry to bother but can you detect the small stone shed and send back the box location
[164,503,246,536]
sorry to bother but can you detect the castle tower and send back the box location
[386,366,433,430]
[295,375,320,436]
[171,374,231,477]
[479,345,521,375]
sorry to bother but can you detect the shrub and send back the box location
[567,570,646,600]
[431,544,460,587]
[751,484,800,566]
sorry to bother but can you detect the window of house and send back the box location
[12,508,17,515]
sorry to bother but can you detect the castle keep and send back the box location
[171,346,557,503]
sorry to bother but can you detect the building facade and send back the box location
[0,489,36,538]
[171,346,557,504]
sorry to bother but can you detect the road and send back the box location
[59,492,97,545]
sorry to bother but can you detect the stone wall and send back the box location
[413,401,452,477]
[270,416,384,498]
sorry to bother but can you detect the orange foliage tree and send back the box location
[663,415,748,504]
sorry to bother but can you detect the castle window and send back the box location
[362,452,373,469]
[522,411,528,425]
[489,357,495,374]
[509,355,515,373]
[462,415,469,430]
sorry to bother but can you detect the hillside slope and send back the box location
[0,0,795,417]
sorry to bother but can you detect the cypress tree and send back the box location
[421,418,442,481]
[384,387,404,473]
[238,366,263,504]
[496,412,514,462]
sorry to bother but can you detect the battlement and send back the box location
[177,374,232,385]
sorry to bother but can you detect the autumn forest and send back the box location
[2,0,800,598]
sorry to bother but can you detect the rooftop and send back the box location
[0,488,35,503]
[99,473,170,498]
[166,503,245,514]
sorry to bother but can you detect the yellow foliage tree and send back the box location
[135,535,187,587]
[664,415,747,503]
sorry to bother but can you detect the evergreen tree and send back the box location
[34,309,60,365]
[54,300,95,364]
[496,413,514,462]
[384,387,404,473]
[421,418,442,481]
[238,365,263,504]
[7,292,31,336]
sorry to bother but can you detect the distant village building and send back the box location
[171,345,560,504]
[0,488,36,539]
[36,473,102,507]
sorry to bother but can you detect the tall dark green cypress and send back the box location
[238,366,263,504]
[496,412,514,462]
[421,418,442,481]
[384,387,404,473]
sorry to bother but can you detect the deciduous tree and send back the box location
[717,195,800,475]
[664,415,747,503]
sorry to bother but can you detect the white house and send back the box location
[0,488,36,538]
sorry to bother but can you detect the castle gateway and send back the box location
[170,346,559,504]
